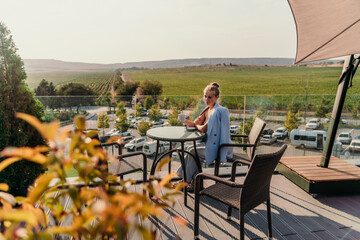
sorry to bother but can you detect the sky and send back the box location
[0,0,297,64]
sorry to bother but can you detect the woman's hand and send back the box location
[183,119,195,127]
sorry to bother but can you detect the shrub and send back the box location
[137,119,152,136]
[0,114,186,239]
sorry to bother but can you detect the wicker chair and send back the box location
[101,142,147,183]
[214,117,266,176]
[194,145,287,240]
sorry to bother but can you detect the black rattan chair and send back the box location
[214,117,266,176]
[194,145,287,240]
[101,142,147,183]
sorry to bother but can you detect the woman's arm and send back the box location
[195,121,208,133]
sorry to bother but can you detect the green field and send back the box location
[125,65,360,95]
[26,71,114,90]
[26,65,360,96]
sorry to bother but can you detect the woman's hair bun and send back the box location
[210,82,220,88]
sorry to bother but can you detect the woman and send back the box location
[177,82,233,189]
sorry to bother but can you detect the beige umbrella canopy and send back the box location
[287,0,360,167]
[288,0,360,63]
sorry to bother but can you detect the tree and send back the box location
[137,119,152,136]
[135,102,143,117]
[141,80,163,96]
[57,82,94,96]
[115,113,130,132]
[34,79,57,110]
[315,97,331,118]
[168,107,182,126]
[116,81,139,96]
[34,79,56,96]
[115,101,126,117]
[0,22,45,195]
[144,96,155,110]
[148,105,162,122]
[284,110,302,133]
[97,112,110,135]
[351,102,360,119]
[57,82,95,113]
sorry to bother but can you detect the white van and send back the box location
[143,141,170,156]
[290,129,326,149]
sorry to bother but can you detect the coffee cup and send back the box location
[178,114,186,122]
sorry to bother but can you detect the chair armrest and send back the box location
[213,143,256,176]
[101,141,123,155]
[231,134,248,138]
[117,151,147,182]
[195,172,243,191]
[230,159,250,181]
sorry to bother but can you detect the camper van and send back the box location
[143,141,170,156]
[290,129,327,149]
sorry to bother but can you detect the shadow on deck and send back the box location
[127,174,360,239]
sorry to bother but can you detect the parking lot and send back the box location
[84,112,360,171]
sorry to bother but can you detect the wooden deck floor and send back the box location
[278,155,360,194]
[127,174,360,240]
[280,156,360,182]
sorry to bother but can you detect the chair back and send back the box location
[246,117,266,160]
[240,145,287,214]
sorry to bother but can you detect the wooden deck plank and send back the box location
[200,179,257,240]
[278,155,360,193]
[175,184,215,240]
[42,173,360,240]
[270,176,360,240]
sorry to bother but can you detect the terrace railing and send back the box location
[35,94,360,168]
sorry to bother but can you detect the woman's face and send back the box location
[203,89,218,107]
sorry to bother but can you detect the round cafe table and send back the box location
[147,126,206,205]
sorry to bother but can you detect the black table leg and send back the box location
[180,142,188,206]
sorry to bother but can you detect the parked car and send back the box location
[99,135,111,143]
[272,127,288,139]
[153,119,164,125]
[345,139,360,152]
[105,128,118,136]
[325,118,347,124]
[122,135,134,144]
[355,135,360,140]
[260,135,277,145]
[124,137,147,151]
[143,141,170,156]
[336,132,352,144]
[109,129,131,137]
[162,113,169,119]
[262,128,274,136]
[306,118,321,130]
[230,125,240,134]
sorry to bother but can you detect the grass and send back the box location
[125,65,358,95]
[26,65,360,96]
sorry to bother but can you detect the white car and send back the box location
[336,132,352,145]
[109,130,131,137]
[260,135,277,145]
[124,137,147,151]
[272,127,288,139]
[230,125,240,134]
[306,118,320,130]
[143,141,170,155]
[345,139,360,152]
[105,128,118,136]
